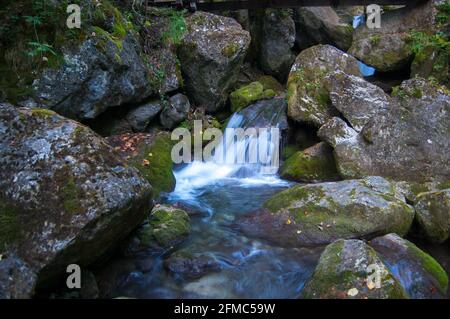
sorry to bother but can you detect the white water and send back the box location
[168,111,289,204]
[353,15,376,77]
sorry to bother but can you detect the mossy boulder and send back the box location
[279,142,340,183]
[135,205,191,251]
[287,45,361,127]
[106,132,176,197]
[229,81,276,112]
[301,239,407,299]
[414,189,450,244]
[318,78,450,183]
[178,11,251,112]
[349,1,438,72]
[0,103,152,297]
[235,176,414,247]
[370,233,448,298]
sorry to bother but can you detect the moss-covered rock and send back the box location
[235,176,415,247]
[287,45,361,127]
[370,233,448,298]
[0,103,152,297]
[136,205,190,251]
[349,1,439,72]
[229,81,275,112]
[301,239,408,299]
[414,189,450,244]
[318,78,450,183]
[106,132,176,197]
[279,142,340,183]
[178,11,251,112]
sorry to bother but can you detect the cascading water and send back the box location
[109,99,324,298]
[168,99,290,213]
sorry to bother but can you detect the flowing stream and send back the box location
[109,105,324,298]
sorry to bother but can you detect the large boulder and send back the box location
[287,45,361,127]
[370,234,448,298]
[414,189,450,244]
[0,103,152,297]
[294,7,353,51]
[326,71,391,132]
[106,132,176,197]
[235,176,414,247]
[349,1,439,72]
[31,2,155,121]
[318,78,450,183]
[178,11,251,112]
[251,9,296,81]
[279,142,340,183]
[301,239,407,299]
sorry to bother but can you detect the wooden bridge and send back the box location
[149,0,425,11]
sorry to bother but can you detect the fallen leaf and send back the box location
[142,159,150,166]
[367,281,376,290]
[286,219,292,225]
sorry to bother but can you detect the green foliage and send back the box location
[162,9,187,45]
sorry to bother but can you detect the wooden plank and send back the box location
[150,0,424,10]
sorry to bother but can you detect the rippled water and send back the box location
[109,167,323,298]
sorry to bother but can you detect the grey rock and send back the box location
[33,35,154,121]
[235,176,414,247]
[256,9,296,81]
[327,71,391,132]
[178,11,251,112]
[415,189,450,244]
[0,103,152,297]
[301,239,408,299]
[126,100,163,132]
[294,6,353,51]
[0,254,37,299]
[160,94,191,129]
[370,233,448,298]
[349,1,439,72]
[318,78,450,183]
[287,45,361,127]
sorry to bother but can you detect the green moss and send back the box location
[61,175,81,214]
[280,148,338,182]
[30,108,57,118]
[133,135,175,197]
[221,43,239,58]
[405,240,448,293]
[139,206,190,248]
[229,81,275,112]
[0,201,21,252]
[370,35,381,45]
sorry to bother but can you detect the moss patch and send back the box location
[229,81,275,112]
[405,240,449,293]
[0,201,21,252]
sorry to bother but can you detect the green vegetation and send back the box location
[61,175,81,214]
[138,206,190,248]
[0,201,21,252]
[405,240,449,293]
[229,81,275,112]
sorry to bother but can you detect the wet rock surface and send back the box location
[301,239,408,299]
[370,233,448,299]
[235,177,414,247]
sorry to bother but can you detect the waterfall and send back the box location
[169,99,289,202]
